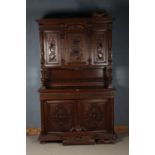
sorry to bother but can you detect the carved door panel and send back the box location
[43,31,61,66]
[64,25,90,65]
[44,100,76,133]
[79,99,111,131]
[91,31,109,65]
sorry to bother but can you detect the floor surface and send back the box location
[26,134,129,155]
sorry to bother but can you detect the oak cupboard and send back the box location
[37,12,116,145]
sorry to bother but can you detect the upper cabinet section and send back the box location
[37,12,112,67]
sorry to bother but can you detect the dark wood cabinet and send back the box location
[37,12,116,145]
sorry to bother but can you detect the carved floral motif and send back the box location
[52,105,69,130]
[96,42,104,61]
[48,39,56,62]
[47,34,57,62]
[44,32,59,65]
[85,104,105,130]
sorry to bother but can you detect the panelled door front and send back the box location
[78,99,113,132]
[44,100,76,133]
[91,31,109,65]
[64,24,90,65]
[43,31,61,66]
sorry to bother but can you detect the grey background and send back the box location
[26,0,129,128]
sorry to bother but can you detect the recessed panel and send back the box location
[44,31,61,66]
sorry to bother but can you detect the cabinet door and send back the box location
[79,99,113,131]
[43,31,61,66]
[91,31,109,65]
[64,24,90,65]
[44,100,75,133]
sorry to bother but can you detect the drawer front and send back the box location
[44,100,76,133]
[40,91,115,100]
[78,99,113,131]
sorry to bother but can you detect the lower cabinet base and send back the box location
[39,131,117,145]
[39,89,116,145]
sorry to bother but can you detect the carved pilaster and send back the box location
[107,67,113,88]
[103,67,112,88]
[108,30,112,65]
[40,31,44,66]
[87,22,93,65]
[40,100,45,134]
[41,68,49,89]
[103,67,108,88]
[39,31,46,88]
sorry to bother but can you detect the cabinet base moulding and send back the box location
[26,125,128,136]
[39,131,117,145]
